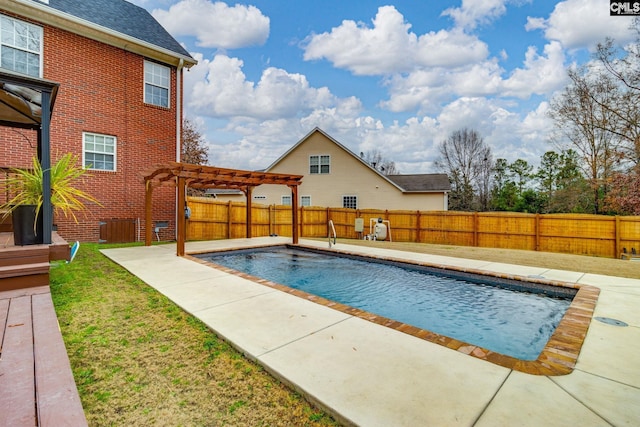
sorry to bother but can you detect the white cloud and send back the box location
[441,0,509,30]
[529,0,634,49]
[186,54,336,119]
[200,93,554,174]
[303,6,489,75]
[152,0,269,49]
[203,102,383,171]
[435,97,553,165]
[380,57,504,114]
[381,37,566,115]
[502,41,567,97]
[170,1,598,174]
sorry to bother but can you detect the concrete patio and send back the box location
[101,237,640,426]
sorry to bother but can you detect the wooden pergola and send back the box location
[140,162,304,256]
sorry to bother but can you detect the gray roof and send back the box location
[45,0,192,59]
[386,174,451,192]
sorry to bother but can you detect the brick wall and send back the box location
[0,14,181,242]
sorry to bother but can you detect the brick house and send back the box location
[0,0,196,242]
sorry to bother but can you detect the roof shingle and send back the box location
[44,0,192,59]
[386,174,451,192]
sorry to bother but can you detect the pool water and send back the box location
[198,246,573,360]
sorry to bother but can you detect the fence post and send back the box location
[227,200,232,239]
[535,213,540,251]
[473,212,479,247]
[415,210,421,243]
[269,204,274,236]
[326,207,330,237]
[300,205,304,238]
[615,216,620,258]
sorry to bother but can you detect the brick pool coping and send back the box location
[186,243,600,376]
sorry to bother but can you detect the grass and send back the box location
[49,243,338,427]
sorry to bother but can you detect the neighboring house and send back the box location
[217,128,450,211]
[0,0,196,242]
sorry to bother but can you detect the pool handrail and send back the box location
[328,219,337,247]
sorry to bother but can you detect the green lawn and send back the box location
[50,242,338,426]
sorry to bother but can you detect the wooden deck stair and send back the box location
[0,232,70,292]
[0,246,50,292]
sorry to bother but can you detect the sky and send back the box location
[129,0,637,174]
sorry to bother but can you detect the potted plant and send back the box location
[1,153,100,245]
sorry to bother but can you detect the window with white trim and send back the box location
[281,195,291,206]
[83,132,116,171]
[342,195,357,209]
[309,155,330,174]
[301,195,311,207]
[144,60,170,107]
[0,15,42,77]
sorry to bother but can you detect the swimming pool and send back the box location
[196,245,575,361]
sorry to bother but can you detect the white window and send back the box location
[281,195,291,206]
[83,132,116,171]
[343,195,357,209]
[301,195,311,207]
[309,155,330,174]
[0,15,42,77]
[144,60,170,107]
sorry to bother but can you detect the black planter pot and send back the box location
[12,205,43,245]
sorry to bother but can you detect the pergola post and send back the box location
[290,185,299,244]
[245,186,253,238]
[40,89,53,245]
[177,176,186,256]
[144,181,153,246]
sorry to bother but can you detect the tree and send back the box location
[604,167,640,214]
[537,151,560,199]
[490,158,535,212]
[181,118,209,165]
[548,67,621,213]
[181,118,209,196]
[508,159,533,195]
[360,150,399,175]
[435,128,493,211]
[514,189,547,214]
[533,150,589,213]
[491,180,519,211]
[490,158,515,211]
[594,19,640,165]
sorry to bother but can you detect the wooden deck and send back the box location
[0,286,87,426]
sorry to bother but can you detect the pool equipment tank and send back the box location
[373,217,387,241]
[365,217,392,241]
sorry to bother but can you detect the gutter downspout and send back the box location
[175,59,184,241]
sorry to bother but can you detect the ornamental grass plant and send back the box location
[0,153,100,223]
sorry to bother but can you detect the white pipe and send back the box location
[175,59,184,241]
[176,58,183,162]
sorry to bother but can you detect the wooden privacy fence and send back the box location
[186,197,640,258]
